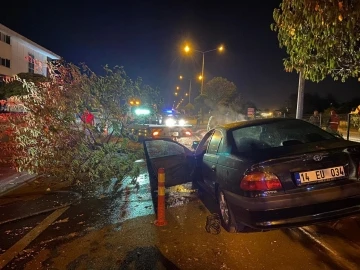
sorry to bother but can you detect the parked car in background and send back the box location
[143,118,360,232]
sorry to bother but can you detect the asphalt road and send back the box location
[0,178,339,270]
[1,141,360,269]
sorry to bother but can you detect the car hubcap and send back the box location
[219,192,230,225]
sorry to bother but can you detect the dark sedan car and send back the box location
[143,118,360,232]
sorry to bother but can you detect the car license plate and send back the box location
[295,166,345,185]
[172,132,179,136]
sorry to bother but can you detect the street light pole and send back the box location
[183,45,223,117]
[191,46,223,95]
[188,79,192,103]
[179,75,193,104]
[200,53,204,95]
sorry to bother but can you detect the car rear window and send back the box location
[232,119,337,152]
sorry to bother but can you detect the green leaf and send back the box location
[271,0,360,83]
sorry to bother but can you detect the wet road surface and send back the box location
[1,158,360,269]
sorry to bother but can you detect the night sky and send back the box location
[2,0,359,109]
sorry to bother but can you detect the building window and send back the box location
[28,53,34,73]
[0,57,10,68]
[0,32,11,45]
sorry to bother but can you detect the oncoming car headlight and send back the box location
[165,118,176,126]
[178,119,186,126]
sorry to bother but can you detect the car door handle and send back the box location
[211,165,216,171]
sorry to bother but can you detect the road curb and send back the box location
[0,173,38,197]
[292,226,360,270]
[330,217,360,249]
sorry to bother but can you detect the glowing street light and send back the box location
[179,75,183,79]
[198,75,203,80]
[184,45,190,53]
[176,86,180,90]
[129,98,141,106]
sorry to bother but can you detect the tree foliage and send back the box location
[184,102,194,113]
[193,94,209,113]
[272,0,360,82]
[0,73,50,99]
[0,61,160,192]
[203,77,237,109]
[228,93,242,113]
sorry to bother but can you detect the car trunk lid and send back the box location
[241,139,360,193]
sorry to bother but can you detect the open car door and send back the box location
[143,138,195,188]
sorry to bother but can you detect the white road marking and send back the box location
[0,206,69,269]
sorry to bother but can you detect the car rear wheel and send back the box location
[218,189,245,233]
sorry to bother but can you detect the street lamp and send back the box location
[129,98,141,106]
[184,44,224,95]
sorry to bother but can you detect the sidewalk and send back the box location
[0,165,36,195]
[339,128,360,143]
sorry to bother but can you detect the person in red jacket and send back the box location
[81,109,95,139]
[81,109,94,127]
[327,110,339,132]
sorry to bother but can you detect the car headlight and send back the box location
[179,119,186,126]
[165,118,176,126]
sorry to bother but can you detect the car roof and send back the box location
[218,117,304,131]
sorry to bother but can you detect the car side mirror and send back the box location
[191,141,199,150]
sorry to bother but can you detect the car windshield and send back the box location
[232,119,337,153]
[164,113,181,119]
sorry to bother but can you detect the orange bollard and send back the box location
[154,167,167,226]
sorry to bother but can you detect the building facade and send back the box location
[0,24,60,78]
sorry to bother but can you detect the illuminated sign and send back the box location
[134,108,150,115]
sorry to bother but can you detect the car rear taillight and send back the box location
[240,172,282,191]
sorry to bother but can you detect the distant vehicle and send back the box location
[143,118,360,232]
[127,108,192,142]
[161,110,188,127]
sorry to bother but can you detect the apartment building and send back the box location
[0,24,61,78]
